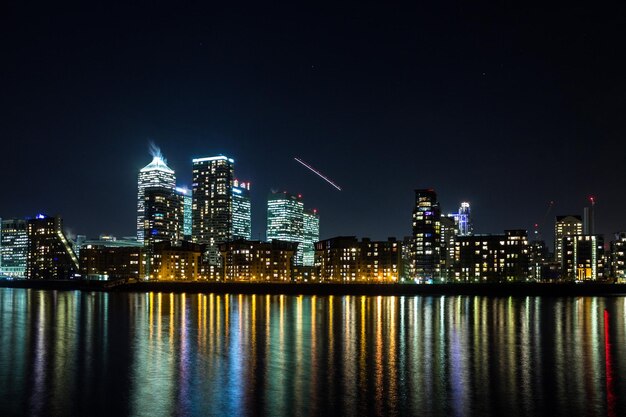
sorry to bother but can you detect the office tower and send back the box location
[0,218,28,278]
[302,209,320,266]
[232,180,252,240]
[267,191,318,266]
[562,235,604,281]
[220,239,297,282]
[448,202,473,236]
[26,214,79,280]
[143,186,182,245]
[192,156,234,271]
[554,215,583,263]
[176,187,193,239]
[315,236,401,282]
[137,154,176,243]
[411,189,441,282]
[610,232,626,282]
[453,230,530,282]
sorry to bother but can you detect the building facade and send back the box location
[137,155,176,244]
[80,246,144,280]
[266,191,318,266]
[562,234,604,281]
[148,241,203,281]
[453,230,530,282]
[610,232,626,282]
[26,215,79,280]
[232,180,252,240]
[192,156,235,272]
[176,187,193,240]
[315,236,401,283]
[0,218,28,278]
[411,189,441,282]
[448,202,473,237]
[554,215,583,264]
[220,239,297,282]
[143,186,183,245]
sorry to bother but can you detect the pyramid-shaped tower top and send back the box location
[140,156,174,174]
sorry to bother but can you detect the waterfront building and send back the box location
[176,187,193,239]
[610,232,626,282]
[554,215,583,264]
[267,191,318,266]
[562,235,605,281]
[148,241,203,281]
[447,202,473,236]
[528,240,548,281]
[219,239,297,282]
[439,216,457,282]
[0,218,28,278]
[143,186,183,245]
[26,214,79,280]
[232,180,252,240]
[80,246,144,280]
[137,154,176,244]
[302,209,320,267]
[192,156,234,275]
[453,230,530,282]
[315,236,401,282]
[411,189,441,282]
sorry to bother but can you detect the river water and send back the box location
[0,288,624,416]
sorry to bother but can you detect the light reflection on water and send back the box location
[0,289,625,416]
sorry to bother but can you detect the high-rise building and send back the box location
[302,209,320,266]
[562,234,604,281]
[26,214,79,280]
[583,197,596,235]
[143,186,183,245]
[439,216,457,282]
[232,180,252,240]
[554,215,583,264]
[176,187,193,239]
[0,218,28,278]
[266,191,318,266]
[411,189,441,282]
[610,232,626,282]
[137,155,176,244]
[448,202,473,236]
[192,156,234,271]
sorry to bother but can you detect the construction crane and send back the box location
[533,200,555,241]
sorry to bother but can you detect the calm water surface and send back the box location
[0,288,625,416]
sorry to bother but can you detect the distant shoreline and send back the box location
[2,279,626,296]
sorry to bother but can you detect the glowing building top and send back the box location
[140,155,175,174]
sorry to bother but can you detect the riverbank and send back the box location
[2,279,626,296]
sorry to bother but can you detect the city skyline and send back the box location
[2,3,625,242]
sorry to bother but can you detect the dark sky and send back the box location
[2,1,625,243]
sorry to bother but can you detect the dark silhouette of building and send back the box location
[80,246,144,280]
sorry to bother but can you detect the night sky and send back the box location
[2,2,625,244]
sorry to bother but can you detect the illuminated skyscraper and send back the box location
[176,187,192,239]
[0,218,28,277]
[562,234,604,281]
[302,209,320,266]
[232,180,252,240]
[554,215,583,264]
[447,202,472,236]
[137,154,176,244]
[411,189,441,281]
[26,214,79,280]
[143,186,183,245]
[266,191,318,266]
[192,156,234,270]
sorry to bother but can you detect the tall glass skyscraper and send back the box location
[137,155,176,244]
[302,209,320,266]
[143,186,183,245]
[448,202,473,236]
[0,218,28,277]
[176,187,192,239]
[232,180,252,240]
[192,156,234,270]
[266,191,319,266]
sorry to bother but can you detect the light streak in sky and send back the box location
[294,157,342,191]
